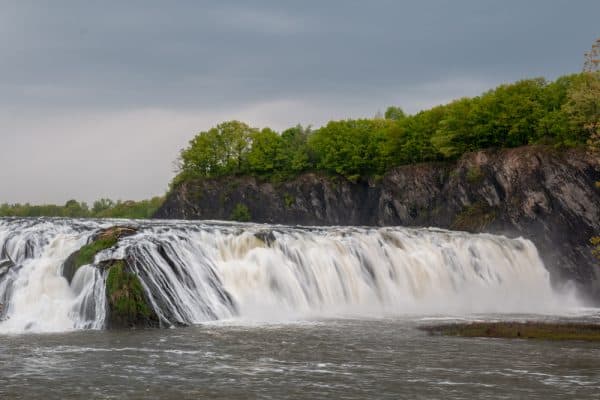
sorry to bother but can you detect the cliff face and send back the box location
[155,146,600,301]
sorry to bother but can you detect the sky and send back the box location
[1,1,599,204]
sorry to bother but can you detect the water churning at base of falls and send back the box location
[0,218,580,333]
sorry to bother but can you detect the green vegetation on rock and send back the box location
[466,166,484,183]
[73,236,119,270]
[106,260,157,328]
[591,236,600,261]
[230,203,251,222]
[452,202,497,232]
[421,322,600,341]
[62,226,137,283]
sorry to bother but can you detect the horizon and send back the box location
[2,1,599,204]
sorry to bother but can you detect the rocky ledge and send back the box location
[62,226,159,328]
[155,145,600,301]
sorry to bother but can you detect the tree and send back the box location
[431,98,478,158]
[563,72,600,149]
[279,125,312,174]
[584,38,600,73]
[247,128,282,175]
[63,200,89,217]
[178,120,257,178]
[218,120,255,173]
[309,119,391,179]
[92,198,115,214]
[382,105,445,165]
[384,106,406,121]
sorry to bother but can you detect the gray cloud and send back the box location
[1,1,599,203]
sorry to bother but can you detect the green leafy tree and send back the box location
[92,198,115,214]
[470,78,547,148]
[247,128,283,175]
[384,106,406,121]
[563,72,600,149]
[279,125,312,175]
[381,105,445,166]
[309,119,391,179]
[431,98,479,158]
[178,120,257,179]
[63,200,90,217]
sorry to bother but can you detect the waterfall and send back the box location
[0,218,580,333]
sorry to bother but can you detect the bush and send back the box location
[230,203,251,222]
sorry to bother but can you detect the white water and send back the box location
[0,218,582,333]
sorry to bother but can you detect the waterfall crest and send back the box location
[0,218,579,333]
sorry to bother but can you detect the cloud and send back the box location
[1,1,599,203]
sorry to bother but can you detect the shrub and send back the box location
[230,203,251,222]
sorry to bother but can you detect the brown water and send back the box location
[2,317,599,399]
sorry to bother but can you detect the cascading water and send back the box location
[0,218,580,333]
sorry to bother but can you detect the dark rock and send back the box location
[155,146,600,301]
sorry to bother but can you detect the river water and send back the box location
[1,218,599,398]
[2,316,600,399]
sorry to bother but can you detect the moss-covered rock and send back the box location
[105,260,159,329]
[451,202,497,232]
[230,203,251,222]
[62,226,137,283]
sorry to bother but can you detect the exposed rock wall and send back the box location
[156,146,600,301]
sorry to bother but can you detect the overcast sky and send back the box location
[1,1,599,204]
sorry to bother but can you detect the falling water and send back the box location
[0,218,580,333]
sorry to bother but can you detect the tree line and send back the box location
[2,72,598,219]
[174,72,600,185]
[0,197,164,219]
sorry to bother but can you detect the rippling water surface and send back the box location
[2,317,600,399]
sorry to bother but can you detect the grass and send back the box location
[420,321,600,341]
[73,236,118,269]
[72,226,136,270]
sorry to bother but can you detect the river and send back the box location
[0,218,598,398]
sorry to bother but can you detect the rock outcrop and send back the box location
[62,226,137,284]
[155,146,600,301]
[61,226,159,328]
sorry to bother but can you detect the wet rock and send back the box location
[62,226,138,284]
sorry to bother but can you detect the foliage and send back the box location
[466,166,484,183]
[0,197,164,219]
[308,119,392,179]
[452,202,496,232]
[106,260,154,321]
[230,203,251,222]
[93,197,164,219]
[74,236,119,270]
[178,120,255,179]
[384,106,406,121]
[172,73,596,187]
[283,193,295,208]
[563,72,600,148]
